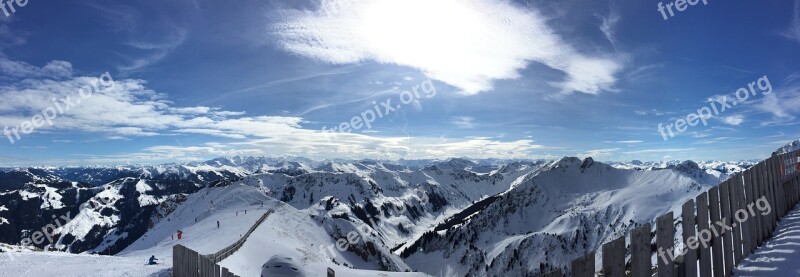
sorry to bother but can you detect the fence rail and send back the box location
[566,149,800,277]
[173,205,279,277]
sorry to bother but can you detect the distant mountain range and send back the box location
[0,143,790,275]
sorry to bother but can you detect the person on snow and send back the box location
[148,255,159,265]
[217,221,220,228]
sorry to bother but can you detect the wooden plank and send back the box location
[681,200,697,277]
[631,223,652,277]
[731,174,745,264]
[720,181,734,276]
[696,192,712,277]
[602,236,625,277]
[744,171,756,254]
[570,251,594,277]
[708,187,723,277]
[758,163,768,241]
[189,246,196,277]
[657,212,674,277]
[221,267,229,277]
[768,157,779,227]
[215,264,221,277]
[755,163,766,244]
[173,245,182,277]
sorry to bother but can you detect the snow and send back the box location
[735,203,800,276]
[0,251,169,277]
[119,184,275,260]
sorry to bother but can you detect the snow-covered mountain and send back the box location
[0,155,769,276]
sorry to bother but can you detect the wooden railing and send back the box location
[549,149,800,277]
[203,208,275,263]
[173,204,280,277]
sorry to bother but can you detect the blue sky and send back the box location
[0,0,799,166]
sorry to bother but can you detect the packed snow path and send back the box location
[736,203,800,276]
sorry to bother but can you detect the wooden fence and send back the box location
[173,244,240,277]
[173,206,278,277]
[555,149,800,277]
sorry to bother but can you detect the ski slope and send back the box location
[0,184,276,277]
[119,184,278,260]
[217,195,430,276]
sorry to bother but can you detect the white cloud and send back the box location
[721,115,744,126]
[0,58,550,163]
[0,57,73,79]
[270,0,622,95]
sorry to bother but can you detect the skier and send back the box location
[148,255,159,265]
[177,230,183,240]
[217,221,220,228]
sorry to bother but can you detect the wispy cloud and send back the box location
[606,140,644,144]
[578,148,619,159]
[597,2,620,48]
[782,0,800,45]
[753,81,800,125]
[88,1,193,72]
[451,116,476,129]
[269,0,622,95]
[0,57,73,79]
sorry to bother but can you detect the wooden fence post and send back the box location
[681,200,697,277]
[708,187,724,277]
[173,244,183,277]
[656,212,674,277]
[696,191,712,277]
[571,252,595,277]
[631,223,652,277]
[720,181,734,276]
[731,174,745,264]
[602,237,625,277]
[744,171,757,254]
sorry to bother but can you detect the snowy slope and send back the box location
[736,203,800,276]
[217,199,425,276]
[403,157,715,276]
[118,184,275,259]
[0,251,170,277]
